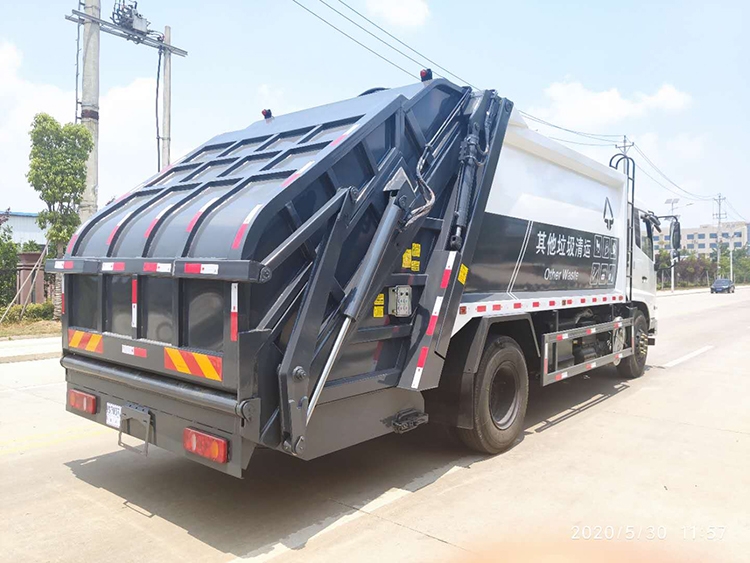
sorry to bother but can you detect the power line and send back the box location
[520,111,623,143]
[290,0,414,79]
[547,136,618,147]
[292,0,729,218]
[335,0,477,88]
[316,0,450,84]
[725,199,748,223]
[632,144,713,201]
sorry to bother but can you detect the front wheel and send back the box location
[457,336,529,454]
[617,310,649,379]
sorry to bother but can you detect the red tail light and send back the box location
[68,389,97,414]
[183,428,228,464]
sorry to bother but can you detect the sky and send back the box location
[0,0,748,228]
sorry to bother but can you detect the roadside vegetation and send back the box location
[655,245,750,289]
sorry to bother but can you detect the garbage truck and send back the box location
[48,75,681,477]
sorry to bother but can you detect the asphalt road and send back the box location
[1,289,749,562]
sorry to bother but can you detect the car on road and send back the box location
[711,279,735,294]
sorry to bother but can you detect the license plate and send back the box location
[106,403,122,428]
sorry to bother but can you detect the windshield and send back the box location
[714,279,731,286]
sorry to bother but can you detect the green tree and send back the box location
[26,113,93,318]
[0,224,19,307]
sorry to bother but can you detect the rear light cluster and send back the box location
[183,428,228,464]
[68,389,97,414]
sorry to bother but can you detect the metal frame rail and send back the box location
[541,317,634,386]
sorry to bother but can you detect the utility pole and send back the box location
[66,2,187,221]
[713,193,727,277]
[79,0,100,222]
[160,26,172,169]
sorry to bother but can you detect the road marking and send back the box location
[663,345,714,368]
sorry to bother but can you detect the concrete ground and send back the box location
[0,336,60,364]
[1,290,748,562]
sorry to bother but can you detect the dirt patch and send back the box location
[0,320,62,339]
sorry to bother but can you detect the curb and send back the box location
[0,351,61,364]
[0,333,61,342]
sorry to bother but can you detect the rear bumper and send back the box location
[63,354,254,477]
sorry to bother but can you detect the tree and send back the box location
[26,113,93,318]
[0,210,18,307]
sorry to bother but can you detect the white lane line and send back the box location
[663,345,714,368]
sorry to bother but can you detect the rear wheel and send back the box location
[457,336,529,454]
[616,310,648,379]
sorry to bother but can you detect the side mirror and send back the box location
[670,220,681,250]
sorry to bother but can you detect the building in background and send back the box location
[655,221,749,255]
[3,212,46,246]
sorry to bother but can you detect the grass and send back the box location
[0,320,62,339]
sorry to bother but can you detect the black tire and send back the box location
[617,310,649,379]
[457,336,529,454]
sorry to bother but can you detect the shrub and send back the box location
[0,301,54,323]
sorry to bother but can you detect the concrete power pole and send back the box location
[160,26,172,169]
[714,193,727,278]
[66,4,187,221]
[79,0,100,222]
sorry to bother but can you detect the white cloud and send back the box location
[528,81,692,131]
[0,42,73,211]
[524,80,711,222]
[0,40,164,211]
[366,0,429,27]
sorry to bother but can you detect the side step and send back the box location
[392,409,429,434]
[541,317,634,386]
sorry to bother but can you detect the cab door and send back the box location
[632,208,657,322]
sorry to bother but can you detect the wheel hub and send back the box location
[489,363,520,431]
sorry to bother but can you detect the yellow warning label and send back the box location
[458,264,469,284]
[374,293,385,306]
[411,260,420,272]
[373,305,384,318]
[401,249,412,269]
[411,242,421,258]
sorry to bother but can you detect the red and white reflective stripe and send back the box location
[122,344,147,358]
[143,262,172,273]
[586,361,598,370]
[614,321,623,329]
[61,275,65,314]
[280,160,315,188]
[330,123,360,147]
[131,278,138,328]
[54,260,74,270]
[440,251,457,289]
[144,204,175,238]
[457,294,625,317]
[555,371,570,381]
[184,263,219,275]
[425,296,443,336]
[186,197,219,232]
[586,327,597,335]
[411,346,430,389]
[231,204,263,250]
[230,282,239,342]
[66,233,79,254]
[102,261,125,272]
[615,352,623,360]
[556,333,570,341]
[106,211,134,245]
